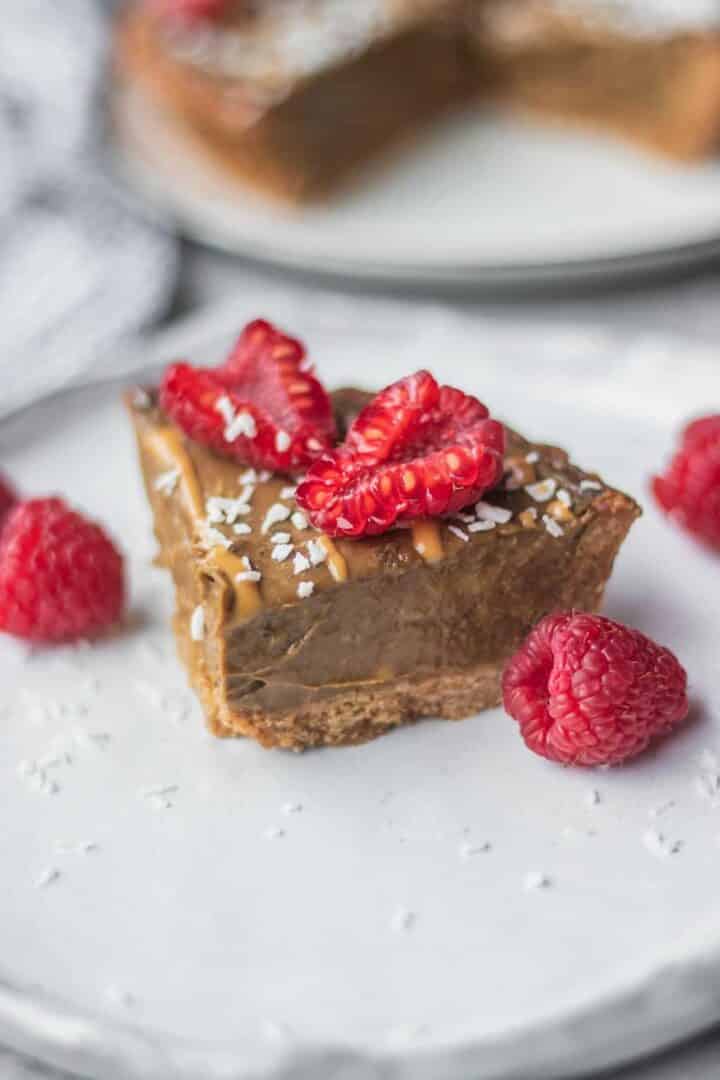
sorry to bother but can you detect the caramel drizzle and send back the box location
[411,520,444,564]
[317,534,348,583]
[205,547,264,621]
[146,427,263,616]
[147,428,205,521]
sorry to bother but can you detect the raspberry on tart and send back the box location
[652,414,720,551]
[128,338,640,750]
[502,613,689,767]
[0,498,125,644]
[296,371,505,537]
[160,319,336,474]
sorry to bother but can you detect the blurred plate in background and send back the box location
[113,88,720,289]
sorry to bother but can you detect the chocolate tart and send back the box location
[114,1,471,203]
[127,386,640,750]
[471,1,720,161]
[114,0,720,207]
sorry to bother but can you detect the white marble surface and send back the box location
[4,248,720,1080]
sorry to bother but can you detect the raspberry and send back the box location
[502,613,688,767]
[296,370,505,537]
[0,499,125,644]
[652,414,720,550]
[151,0,227,23]
[160,320,335,474]
[0,474,18,528]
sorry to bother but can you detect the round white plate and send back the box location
[113,88,720,288]
[1,318,720,1080]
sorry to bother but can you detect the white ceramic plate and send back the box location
[112,88,720,288]
[1,316,720,1080]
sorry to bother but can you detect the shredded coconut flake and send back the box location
[700,748,719,771]
[233,522,252,535]
[459,841,491,858]
[200,523,233,550]
[225,410,257,442]
[525,451,540,464]
[281,485,298,500]
[695,772,720,803]
[297,581,315,599]
[643,829,682,858]
[206,496,251,524]
[215,395,235,425]
[272,532,291,544]
[34,867,60,889]
[275,430,291,452]
[190,606,205,641]
[391,907,416,932]
[306,539,327,566]
[468,520,496,533]
[291,511,308,530]
[153,469,179,496]
[580,479,603,493]
[56,841,97,856]
[141,784,179,799]
[105,986,135,1008]
[475,500,512,524]
[237,570,262,583]
[543,514,564,538]
[526,478,557,502]
[262,503,291,534]
[272,543,293,563]
[239,468,258,485]
[448,524,469,543]
[524,871,551,891]
[556,488,573,507]
[649,800,675,818]
[293,552,311,575]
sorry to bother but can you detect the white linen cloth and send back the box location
[0,0,177,420]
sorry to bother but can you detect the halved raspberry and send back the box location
[150,0,228,23]
[652,414,720,550]
[502,612,688,767]
[0,498,125,644]
[0,474,18,529]
[159,320,336,474]
[296,370,505,537]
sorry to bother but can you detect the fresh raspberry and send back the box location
[160,319,335,474]
[150,0,228,23]
[652,414,720,550]
[0,499,125,644]
[0,474,18,528]
[502,613,688,767]
[296,370,505,537]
